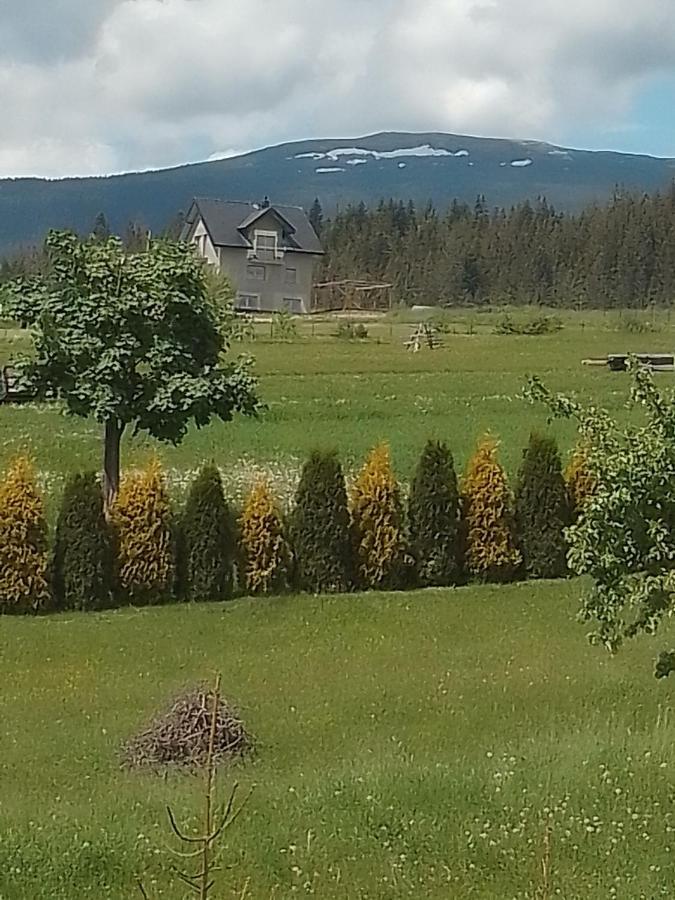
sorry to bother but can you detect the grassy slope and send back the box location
[2,309,674,509]
[0,582,673,899]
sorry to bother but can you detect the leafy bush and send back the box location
[514,434,571,579]
[461,436,521,582]
[52,471,114,610]
[111,458,175,605]
[494,313,563,335]
[408,440,462,586]
[565,441,596,518]
[239,479,290,594]
[289,450,353,593]
[351,444,407,589]
[271,309,298,341]
[179,465,234,602]
[0,456,50,613]
[334,320,369,340]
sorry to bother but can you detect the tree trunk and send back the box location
[103,418,123,511]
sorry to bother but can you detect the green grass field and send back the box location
[0,583,673,899]
[1,308,674,514]
[2,309,675,898]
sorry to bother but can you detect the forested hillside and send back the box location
[317,186,675,308]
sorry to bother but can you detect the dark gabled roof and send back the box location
[182,198,323,254]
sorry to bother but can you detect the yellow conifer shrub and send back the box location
[239,478,289,594]
[350,443,407,589]
[462,435,521,582]
[565,441,596,517]
[110,458,175,605]
[0,456,50,612]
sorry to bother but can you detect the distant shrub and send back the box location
[335,320,369,340]
[111,459,175,605]
[289,450,353,592]
[514,434,571,579]
[239,478,290,594]
[428,311,453,334]
[408,440,462,586]
[462,436,521,582]
[271,309,298,341]
[179,465,234,602]
[0,456,50,613]
[351,444,407,589]
[565,441,596,517]
[494,313,563,335]
[52,471,114,611]
[616,312,659,334]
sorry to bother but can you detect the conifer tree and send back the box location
[111,458,175,605]
[309,198,324,236]
[289,450,352,593]
[408,440,462,586]
[351,444,407,590]
[0,456,50,612]
[179,464,234,602]
[91,212,111,242]
[462,436,521,583]
[514,434,571,579]
[239,479,290,594]
[52,471,114,610]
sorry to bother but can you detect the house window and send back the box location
[285,267,297,285]
[237,293,261,311]
[282,297,303,314]
[254,230,278,260]
[247,264,266,281]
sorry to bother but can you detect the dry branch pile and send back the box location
[122,684,251,771]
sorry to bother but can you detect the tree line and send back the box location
[313,184,675,308]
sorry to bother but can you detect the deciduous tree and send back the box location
[6,231,259,507]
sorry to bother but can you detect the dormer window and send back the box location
[253,230,279,260]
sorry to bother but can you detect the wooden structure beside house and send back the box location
[181,197,323,314]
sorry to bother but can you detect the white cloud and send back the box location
[0,0,674,177]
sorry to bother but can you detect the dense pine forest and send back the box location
[314,186,675,308]
[3,185,675,310]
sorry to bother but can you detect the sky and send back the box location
[1,0,675,179]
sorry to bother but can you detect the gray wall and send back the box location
[218,224,318,313]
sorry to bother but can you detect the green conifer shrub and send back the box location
[289,450,353,593]
[179,465,234,602]
[408,440,462,586]
[350,444,407,590]
[111,458,175,605]
[52,471,114,611]
[0,456,50,613]
[515,433,572,579]
[462,436,521,583]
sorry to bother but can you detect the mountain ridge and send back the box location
[2,131,674,253]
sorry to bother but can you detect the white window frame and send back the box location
[254,229,279,260]
[282,297,303,314]
[237,293,261,311]
[247,263,266,281]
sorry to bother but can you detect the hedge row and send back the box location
[0,437,594,614]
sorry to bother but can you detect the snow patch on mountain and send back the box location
[510,158,533,168]
[294,144,471,165]
[315,167,345,174]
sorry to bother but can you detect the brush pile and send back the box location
[122,684,251,771]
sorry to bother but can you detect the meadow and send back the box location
[2,307,675,899]
[1,307,674,513]
[1,583,674,899]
